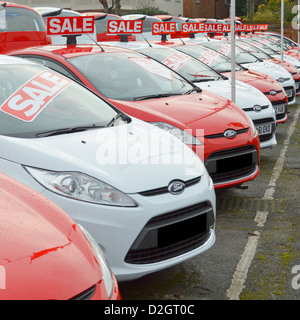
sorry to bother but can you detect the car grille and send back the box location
[139,176,201,197]
[263,89,283,96]
[204,128,248,139]
[70,285,96,300]
[272,100,288,121]
[242,105,270,112]
[125,202,215,264]
[205,145,258,185]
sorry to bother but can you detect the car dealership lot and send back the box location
[119,99,300,300]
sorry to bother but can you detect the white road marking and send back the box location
[226,107,300,300]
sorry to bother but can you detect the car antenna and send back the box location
[0,2,6,8]
[141,33,152,47]
[178,36,186,45]
[86,33,105,52]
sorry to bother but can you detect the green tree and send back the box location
[253,0,297,21]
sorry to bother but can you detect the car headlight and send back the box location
[150,122,203,146]
[24,167,137,207]
[78,224,114,299]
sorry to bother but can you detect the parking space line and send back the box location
[226,106,300,300]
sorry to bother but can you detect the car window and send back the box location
[177,45,243,73]
[237,41,270,60]
[244,39,275,55]
[139,47,221,82]
[68,52,194,101]
[0,64,118,138]
[203,41,259,64]
[0,7,46,32]
[19,56,82,82]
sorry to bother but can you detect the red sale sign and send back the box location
[107,20,143,34]
[181,23,206,34]
[0,71,72,122]
[252,24,269,31]
[47,16,95,35]
[152,22,177,35]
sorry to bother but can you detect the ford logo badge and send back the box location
[277,77,284,83]
[253,105,262,112]
[168,180,185,195]
[270,90,277,95]
[224,129,237,139]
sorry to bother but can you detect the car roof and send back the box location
[9,43,138,58]
[0,1,35,9]
[0,54,35,65]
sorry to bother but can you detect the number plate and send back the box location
[286,89,293,97]
[274,104,285,114]
[256,123,272,135]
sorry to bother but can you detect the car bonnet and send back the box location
[0,118,204,194]
[0,173,101,299]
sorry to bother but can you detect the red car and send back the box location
[0,172,121,300]
[0,2,51,53]
[9,43,260,189]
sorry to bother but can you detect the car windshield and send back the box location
[139,47,221,83]
[242,38,276,55]
[236,41,270,60]
[68,51,194,101]
[257,36,286,52]
[176,45,243,73]
[0,7,46,32]
[202,41,259,64]
[0,63,119,138]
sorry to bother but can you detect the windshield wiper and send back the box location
[105,112,131,127]
[35,124,104,138]
[133,93,181,101]
[185,87,202,94]
[192,78,214,83]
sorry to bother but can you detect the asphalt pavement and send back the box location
[119,97,300,301]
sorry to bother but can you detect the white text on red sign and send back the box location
[152,22,177,35]
[180,23,269,34]
[47,16,95,35]
[107,20,143,34]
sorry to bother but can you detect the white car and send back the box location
[201,40,297,105]
[102,41,277,149]
[0,55,216,281]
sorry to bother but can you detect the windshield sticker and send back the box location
[218,44,231,57]
[0,71,72,122]
[162,52,192,72]
[129,57,173,80]
[198,51,220,67]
